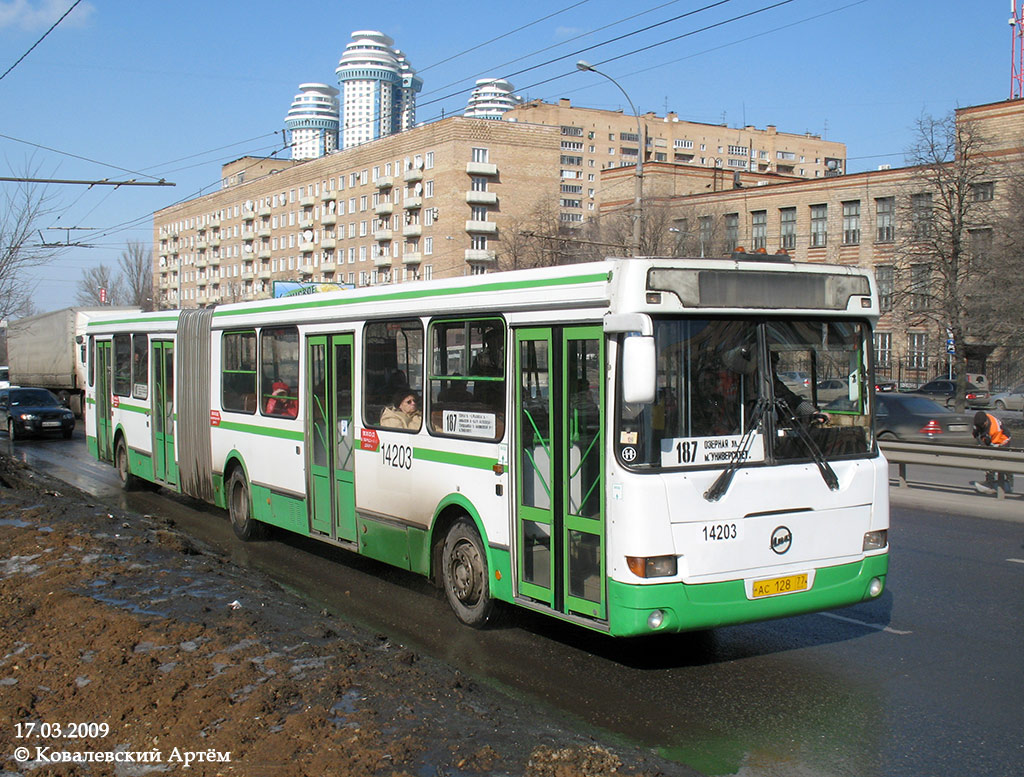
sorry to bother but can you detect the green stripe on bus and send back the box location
[212,272,611,319]
[116,402,149,415]
[214,420,304,441]
[413,447,496,470]
[86,314,180,327]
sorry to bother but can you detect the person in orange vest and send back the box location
[970,411,1012,495]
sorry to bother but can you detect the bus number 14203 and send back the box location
[382,443,413,470]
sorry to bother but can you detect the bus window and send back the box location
[261,327,299,418]
[132,334,149,400]
[364,320,423,431]
[428,319,505,440]
[113,334,132,397]
[222,330,257,414]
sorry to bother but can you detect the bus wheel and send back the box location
[228,469,265,541]
[441,517,496,628]
[116,438,138,490]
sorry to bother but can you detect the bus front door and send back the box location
[151,340,177,486]
[95,340,114,462]
[514,326,606,621]
[306,334,356,543]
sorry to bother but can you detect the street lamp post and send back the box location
[576,60,643,257]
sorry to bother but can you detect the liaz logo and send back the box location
[771,526,792,555]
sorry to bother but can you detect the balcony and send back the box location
[321,213,337,226]
[300,195,315,207]
[257,248,271,260]
[208,255,221,266]
[403,168,423,183]
[374,201,394,216]
[321,190,336,202]
[403,196,422,210]
[258,269,272,280]
[375,176,394,189]
[242,209,255,222]
[466,161,498,176]
[242,229,255,241]
[464,249,497,263]
[258,206,272,217]
[257,227,272,238]
[300,242,315,254]
[373,254,392,267]
[195,258,208,269]
[197,276,208,287]
[466,190,498,205]
[298,217,315,230]
[300,266,313,276]
[241,269,255,281]
[402,252,423,265]
[465,220,498,234]
[320,261,336,273]
[374,229,394,241]
[402,224,422,238]
[321,238,336,250]
[196,239,208,250]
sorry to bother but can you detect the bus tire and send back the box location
[227,468,265,541]
[441,517,497,628]
[116,437,138,490]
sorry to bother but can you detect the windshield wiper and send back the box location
[775,400,839,491]
[704,397,770,502]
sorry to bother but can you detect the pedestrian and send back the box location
[970,411,1012,495]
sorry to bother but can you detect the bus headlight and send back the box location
[862,530,888,551]
[647,610,665,630]
[868,577,884,597]
[626,555,678,578]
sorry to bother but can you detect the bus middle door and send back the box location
[151,340,177,486]
[306,334,356,543]
[95,340,114,462]
[514,326,606,621]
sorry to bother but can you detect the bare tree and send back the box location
[891,112,1001,408]
[118,240,154,311]
[0,173,61,320]
[75,263,122,306]
[496,199,600,271]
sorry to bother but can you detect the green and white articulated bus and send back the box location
[84,256,889,637]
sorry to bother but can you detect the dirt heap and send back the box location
[0,455,678,777]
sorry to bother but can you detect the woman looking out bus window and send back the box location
[380,390,422,431]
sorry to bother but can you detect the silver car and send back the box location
[991,383,1024,412]
[874,394,975,445]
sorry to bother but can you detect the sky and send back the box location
[0,0,1012,314]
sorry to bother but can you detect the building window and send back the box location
[876,265,894,312]
[874,331,891,371]
[810,204,827,247]
[471,176,488,192]
[908,332,928,370]
[969,228,993,261]
[471,147,489,163]
[910,263,931,310]
[471,235,488,250]
[560,155,583,166]
[471,205,488,222]
[727,145,748,156]
[971,181,994,201]
[875,197,894,243]
[699,216,713,256]
[780,207,796,250]
[911,193,932,239]
[725,213,739,252]
[842,201,861,245]
[751,211,767,250]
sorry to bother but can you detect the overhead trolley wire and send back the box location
[0,0,83,84]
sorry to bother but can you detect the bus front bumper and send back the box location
[606,553,889,638]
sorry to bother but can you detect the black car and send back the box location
[874,394,975,444]
[0,387,76,440]
[911,378,990,408]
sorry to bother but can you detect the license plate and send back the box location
[752,573,809,598]
[949,424,968,432]
[42,421,61,427]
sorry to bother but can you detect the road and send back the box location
[4,428,1022,777]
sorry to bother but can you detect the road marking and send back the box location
[818,611,912,635]
[1008,558,1024,565]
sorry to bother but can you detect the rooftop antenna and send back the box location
[1012,0,1024,99]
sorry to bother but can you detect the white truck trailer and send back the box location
[7,307,139,416]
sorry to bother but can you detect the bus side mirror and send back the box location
[622,336,656,405]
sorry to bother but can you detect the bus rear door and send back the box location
[514,326,606,621]
[95,340,114,462]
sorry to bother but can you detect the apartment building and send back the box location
[504,98,847,224]
[154,116,560,308]
[611,98,1024,383]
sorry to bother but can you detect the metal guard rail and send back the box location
[879,440,1024,498]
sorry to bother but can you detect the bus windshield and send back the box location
[616,317,872,470]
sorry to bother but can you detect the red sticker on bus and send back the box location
[360,428,379,452]
[210,410,221,427]
[111,395,120,408]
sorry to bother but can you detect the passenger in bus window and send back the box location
[380,390,421,430]
[266,380,298,418]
